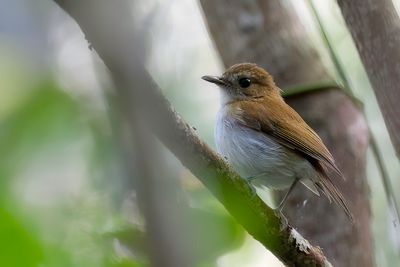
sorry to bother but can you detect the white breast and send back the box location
[215,106,318,191]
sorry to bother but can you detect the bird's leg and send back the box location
[275,178,299,212]
[275,211,288,230]
[273,179,299,229]
[245,173,265,197]
[247,173,263,182]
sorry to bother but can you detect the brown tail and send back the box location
[308,157,353,221]
[316,175,354,222]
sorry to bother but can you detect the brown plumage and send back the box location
[203,63,353,221]
[235,99,352,220]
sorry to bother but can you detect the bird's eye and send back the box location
[238,78,251,88]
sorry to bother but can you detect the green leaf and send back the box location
[0,81,83,199]
[0,207,43,267]
[183,205,245,264]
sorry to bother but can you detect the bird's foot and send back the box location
[245,178,257,197]
[273,208,288,230]
[246,174,260,182]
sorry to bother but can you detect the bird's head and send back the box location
[202,63,279,104]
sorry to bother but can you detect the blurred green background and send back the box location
[0,0,399,266]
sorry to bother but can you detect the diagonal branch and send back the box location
[53,0,332,266]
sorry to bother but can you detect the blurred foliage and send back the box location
[183,197,245,264]
[0,207,43,267]
[0,82,81,198]
[0,78,245,267]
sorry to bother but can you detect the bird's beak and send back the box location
[201,75,228,86]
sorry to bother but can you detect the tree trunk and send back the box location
[336,0,400,157]
[200,0,373,266]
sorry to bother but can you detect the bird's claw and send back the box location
[274,209,288,230]
[245,178,257,197]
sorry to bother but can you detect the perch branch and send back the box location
[53,0,332,266]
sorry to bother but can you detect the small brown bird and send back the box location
[202,63,352,220]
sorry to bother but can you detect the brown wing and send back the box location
[234,98,343,178]
[232,99,352,220]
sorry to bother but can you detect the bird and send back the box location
[202,63,353,221]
